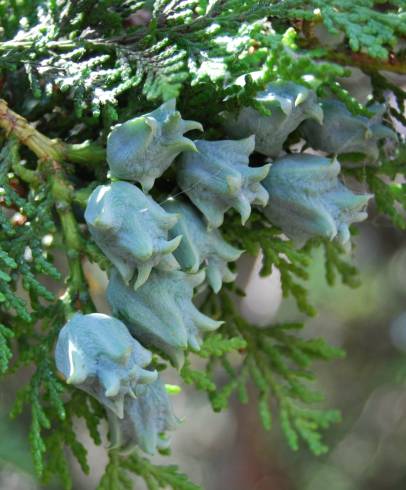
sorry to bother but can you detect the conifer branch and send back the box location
[0,99,105,166]
[324,50,406,75]
[0,99,95,310]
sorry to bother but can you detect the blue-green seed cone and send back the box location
[301,100,397,164]
[262,154,372,246]
[163,199,242,292]
[223,81,323,156]
[107,268,223,368]
[107,99,202,191]
[55,313,157,418]
[176,136,269,228]
[107,378,178,455]
[85,181,182,289]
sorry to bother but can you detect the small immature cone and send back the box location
[177,136,270,228]
[107,378,178,455]
[223,81,323,157]
[262,154,372,248]
[301,99,397,164]
[85,181,182,290]
[55,313,158,418]
[107,268,223,368]
[163,199,243,292]
[107,99,203,192]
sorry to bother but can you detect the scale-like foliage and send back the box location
[2,0,402,122]
[346,145,406,230]
[187,292,344,455]
[0,139,60,323]
[269,0,405,58]
[98,450,201,490]
[0,323,14,373]
[224,212,316,316]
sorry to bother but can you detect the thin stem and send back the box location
[3,135,41,186]
[44,160,94,312]
[73,186,95,208]
[42,160,94,312]
[11,160,41,187]
[65,141,106,166]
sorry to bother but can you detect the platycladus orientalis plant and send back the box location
[0,1,405,489]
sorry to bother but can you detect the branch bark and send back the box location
[0,99,106,166]
[324,50,406,75]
